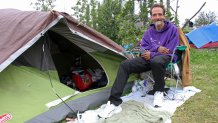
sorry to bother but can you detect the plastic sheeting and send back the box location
[186,23,218,48]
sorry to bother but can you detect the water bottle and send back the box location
[143,80,147,87]
[132,81,138,92]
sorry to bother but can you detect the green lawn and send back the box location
[172,49,218,123]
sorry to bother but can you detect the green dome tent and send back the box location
[0,9,135,123]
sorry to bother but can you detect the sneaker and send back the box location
[153,91,164,108]
[147,88,169,96]
[98,101,122,118]
[147,89,156,95]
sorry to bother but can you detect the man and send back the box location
[98,3,179,118]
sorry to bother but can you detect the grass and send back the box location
[172,48,218,123]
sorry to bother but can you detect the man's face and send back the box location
[151,7,165,27]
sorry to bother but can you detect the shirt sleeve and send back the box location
[140,32,160,52]
[140,32,150,50]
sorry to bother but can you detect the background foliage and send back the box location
[71,0,175,46]
[31,0,218,46]
[31,0,56,11]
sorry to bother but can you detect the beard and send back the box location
[154,20,164,30]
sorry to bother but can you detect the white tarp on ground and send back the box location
[122,85,201,114]
[68,81,201,123]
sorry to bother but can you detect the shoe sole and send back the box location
[98,107,122,118]
[154,105,162,108]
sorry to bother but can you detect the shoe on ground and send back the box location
[153,91,164,108]
[147,89,156,95]
[147,88,169,96]
[98,101,122,118]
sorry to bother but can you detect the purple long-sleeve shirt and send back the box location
[140,20,179,61]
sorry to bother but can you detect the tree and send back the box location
[96,0,122,43]
[90,0,98,28]
[72,0,175,45]
[138,0,149,26]
[31,0,56,11]
[194,11,218,27]
[72,0,99,27]
[85,4,91,26]
[72,0,89,23]
[117,0,141,45]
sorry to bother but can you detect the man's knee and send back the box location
[151,55,170,66]
[150,59,163,66]
[120,60,130,68]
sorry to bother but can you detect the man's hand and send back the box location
[141,51,151,60]
[158,46,169,54]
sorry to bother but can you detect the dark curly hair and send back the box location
[149,4,166,15]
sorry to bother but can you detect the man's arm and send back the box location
[140,25,179,60]
[161,27,180,54]
[140,32,160,52]
[152,27,179,58]
[158,46,169,54]
[140,32,151,51]
[141,51,151,60]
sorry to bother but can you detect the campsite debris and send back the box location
[72,68,93,91]
[0,113,12,123]
[64,110,101,123]
[182,2,206,29]
[65,112,77,123]
[59,56,108,92]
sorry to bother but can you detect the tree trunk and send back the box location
[166,0,170,13]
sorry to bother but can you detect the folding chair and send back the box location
[140,45,187,100]
[164,45,187,100]
[123,47,141,60]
